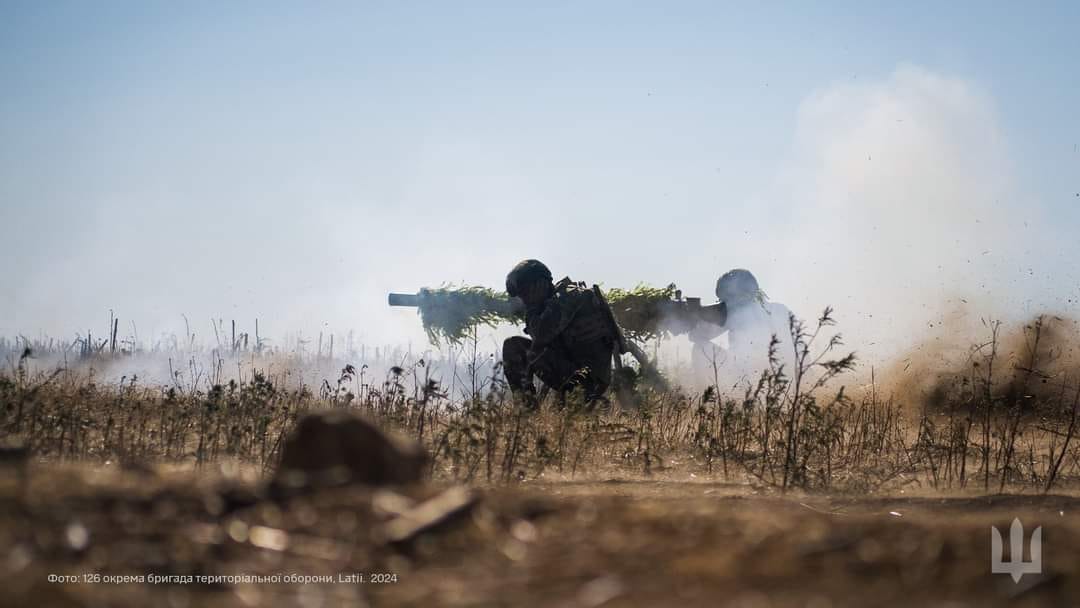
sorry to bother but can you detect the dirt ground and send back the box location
[2,465,1078,608]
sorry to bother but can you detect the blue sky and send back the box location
[1,2,1077,357]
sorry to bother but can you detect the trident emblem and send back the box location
[991,518,1042,583]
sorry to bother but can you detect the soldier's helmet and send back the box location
[716,268,764,306]
[506,259,553,297]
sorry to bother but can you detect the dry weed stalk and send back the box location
[4,313,1080,494]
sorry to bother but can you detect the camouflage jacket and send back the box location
[524,277,615,349]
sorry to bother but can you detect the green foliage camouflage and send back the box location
[604,283,679,341]
[416,285,521,345]
[414,283,679,345]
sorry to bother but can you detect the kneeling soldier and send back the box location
[502,259,617,408]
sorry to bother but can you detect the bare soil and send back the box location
[2,465,1078,607]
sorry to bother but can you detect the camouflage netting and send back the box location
[414,283,679,345]
[604,283,678,341]
[416,285,520,345]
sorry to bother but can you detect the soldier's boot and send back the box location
[565,365,612,412]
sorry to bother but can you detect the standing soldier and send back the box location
[501,259,618,408]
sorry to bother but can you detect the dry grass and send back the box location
[6,312,1080,607]
[4,312,1080,495]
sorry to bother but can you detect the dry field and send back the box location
[4,314,1080,606]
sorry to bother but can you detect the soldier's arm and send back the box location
[525,300,565,347]
[688,320,725,345]
[527,293,590,347]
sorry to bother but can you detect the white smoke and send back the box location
[751,65,1060,365]
[6,63,1072,387]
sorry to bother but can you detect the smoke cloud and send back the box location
[751,65,1067,366]
[5,63,1073,388]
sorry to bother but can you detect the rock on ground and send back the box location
[272,409,426,492]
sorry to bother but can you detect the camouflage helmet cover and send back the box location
[505,259,553,297]
[716,268,765,305]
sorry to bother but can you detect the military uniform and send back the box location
[502,277,616,403]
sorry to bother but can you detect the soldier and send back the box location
[691,269,794,387]
[501,259,618,408]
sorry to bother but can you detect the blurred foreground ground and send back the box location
[2,465,1078,608]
